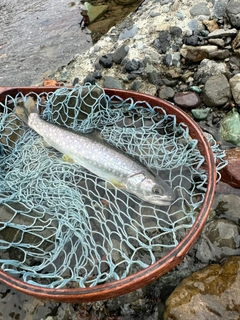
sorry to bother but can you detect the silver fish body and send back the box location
[15,97,174,205]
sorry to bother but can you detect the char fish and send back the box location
[15,96,175,206]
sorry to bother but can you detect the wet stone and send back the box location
[194,58,227,84]
[173,91,201,109]
[220,147,240,188]
[99,54,113,68]
[196,219,240,263]
[203,19,219,32]
[213,194,240,223]
[209,49,231,60]
[207,28,238,39]
[202,74,231,107]
[164,256,240,320]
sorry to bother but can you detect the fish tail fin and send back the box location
[15,96,37,124]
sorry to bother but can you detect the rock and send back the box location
[158,86,175,100]
[220,147,240,188]
[113,44,129,64]
[154,30,171,54]
[88,18,116,34]
[194,59,227,84]
[232,33,240,56]
[124,58,141,72]
[195,219,240,263]
[103,76,124,89]
[202,74,231,107]
[219,108,240,145]
[173,91,201,109]
[187,19,198,32]
[144,62,159,85]
[190,2,210,17]
[130,80,142,91]
[119,24,138,40]
[229,73,240,105]
[226,0,240,28]
[84,2,108,23]
[183,32,198,46]
[191,107,211,120]
[209,49,231,60]
[164,256,240,319]
[203,19,219,32]
[99,54,113,68]
[207,28,238,39]
[83,74,96,84]
[213,194,240,223]
[213,0,229,18]
[180,44,218,62]
[208,38,225,47]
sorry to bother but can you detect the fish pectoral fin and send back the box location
[61,154,75,163]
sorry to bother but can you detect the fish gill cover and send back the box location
[0,84,226,288]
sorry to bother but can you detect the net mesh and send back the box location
[0,84,227,288]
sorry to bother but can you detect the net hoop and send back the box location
[0,87,216,302]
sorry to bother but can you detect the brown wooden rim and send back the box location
[0,86,216,302]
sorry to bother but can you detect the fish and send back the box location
[15,96,175,206]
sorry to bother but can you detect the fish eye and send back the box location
[152,187,163,195]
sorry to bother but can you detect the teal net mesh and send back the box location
[0,84,227,288]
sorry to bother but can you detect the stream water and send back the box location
[0,0,92,86]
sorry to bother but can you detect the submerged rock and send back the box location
[164,256,240,320]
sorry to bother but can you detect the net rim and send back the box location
[0,86,216,302]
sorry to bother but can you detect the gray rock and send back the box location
[119,24,138,40]
[103,76,124,89]
[113,44,129,64]
[131,80,142,91]
[209,49,231,60]
[124,59,141,72]
[207,28,237,39]
[213,0,229,18]
[194,59,228,84]
[202,74,232,107]
[208,38,225,47]
[190,2,210,17]
[229,73,240,105]
[191,107,211,120]
[158,86,175,100]
[99,54,113,68]
[226,0,240,28]
[145,63,159,84]
[196,219,240,263]
[163,53,172,66]
[187,19,199,31]
[154,30,171,54]
[213,194,240,223]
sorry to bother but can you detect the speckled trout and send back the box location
[15,97,174,206]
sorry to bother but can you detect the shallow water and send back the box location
[0,0,92,86]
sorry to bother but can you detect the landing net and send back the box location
[0,84,226,288]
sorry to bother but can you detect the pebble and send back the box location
[219,108,240,145]
[158,86,175,100]
[207,27,238,38]
[213,0,229,18]
[103,76,124,89]
[226,0,240,28]
[113,44,129,64]
[191,107,210,120]
[119,23,138,40]
[180,44,218,62]
[154,30,171,54]
[202,74,231,107]
[173,91,201,109]
[99,54,113,68]
[196,219,240,263]
[229,73,240,105]
[190,2,210,17]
